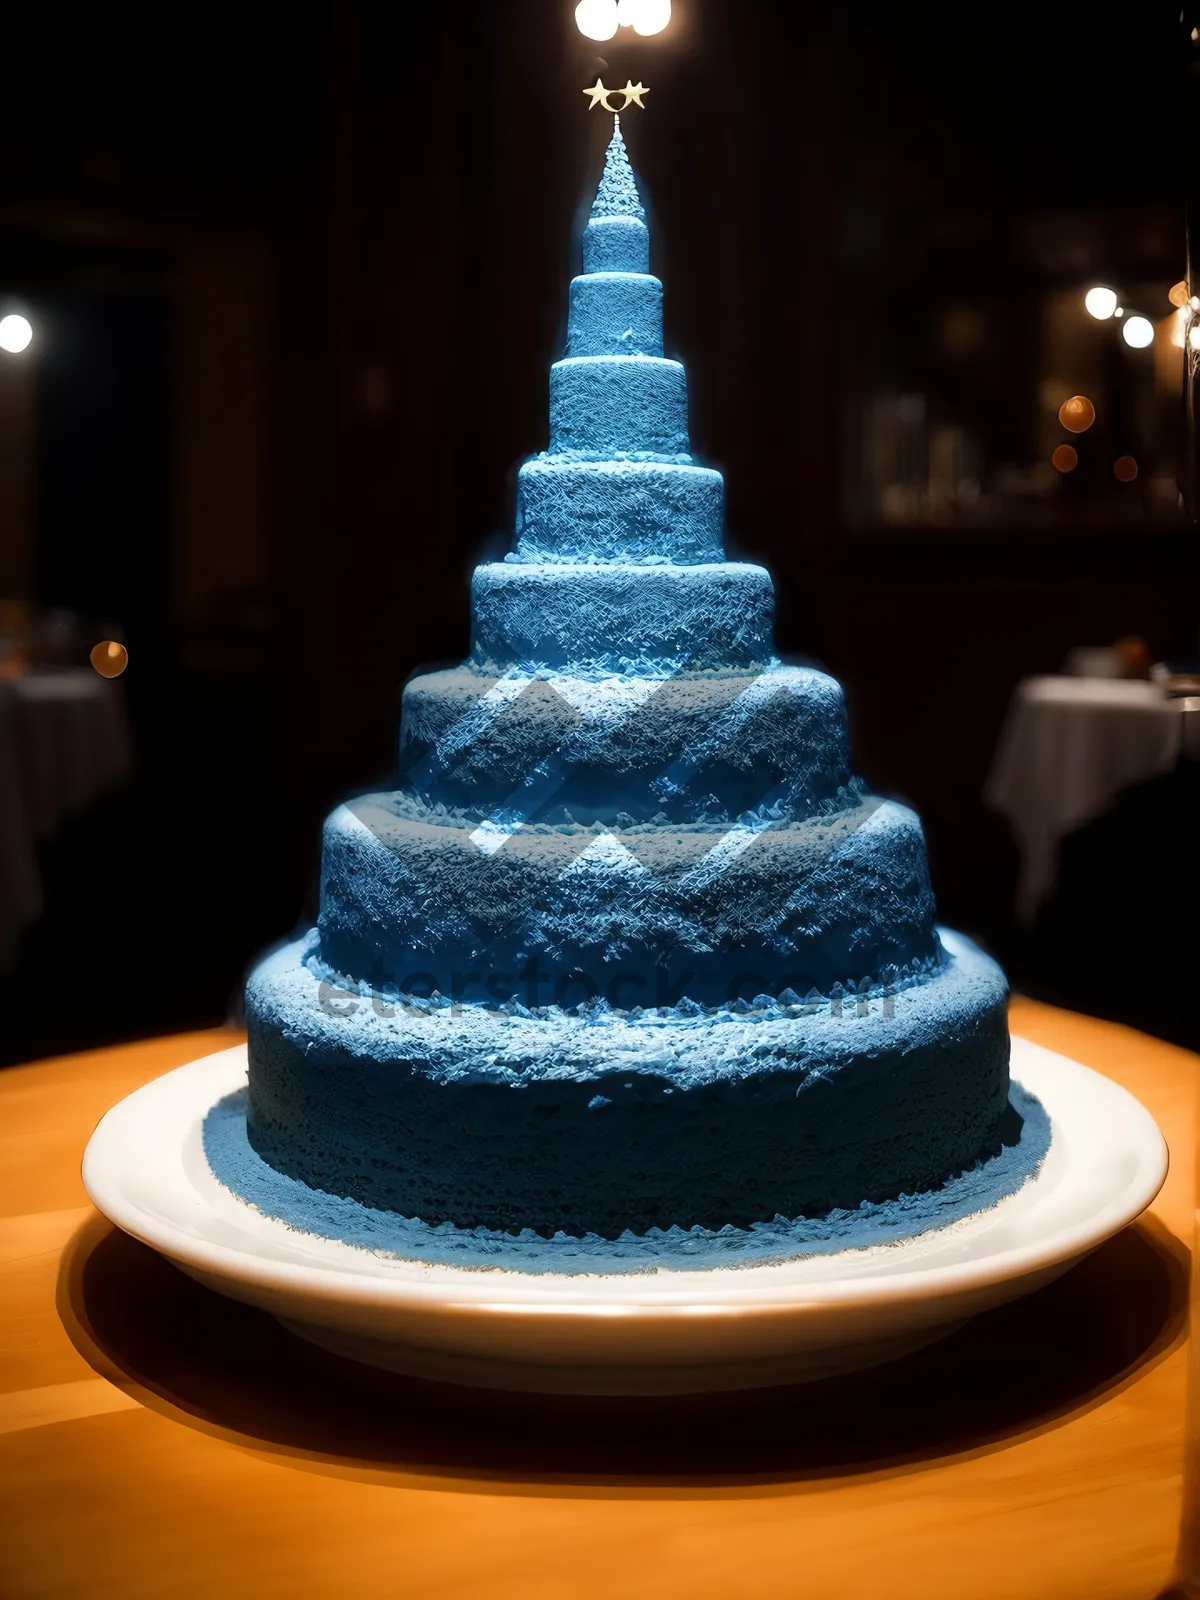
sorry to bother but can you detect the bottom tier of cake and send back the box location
[243,927,1011,1239]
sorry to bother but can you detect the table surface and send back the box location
[0,1002,1194,1600]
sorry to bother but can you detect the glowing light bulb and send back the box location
[1121,315,1155,349]
[1189,323,1200,352]
[1084,286,1118,321]
[617,0,671,33]
[0,314,33,354]
[575,0,619,40]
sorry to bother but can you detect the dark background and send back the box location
[1,0,1197,1064]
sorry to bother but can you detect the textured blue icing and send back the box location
[514,460,723,564]
[206,1080,1049,1275]
[241,928,1011,1240]
[589,117,644,220]
[398,662,853,822]
[471,561,773,673]
[314,793,939,1008]
[583,216,650,275]
[239,119,1019,1255]
[568,274,663,358]
[550,357,689,457]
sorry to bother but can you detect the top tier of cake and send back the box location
[501,119,735,617]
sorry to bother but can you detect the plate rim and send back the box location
[81,1037,1168,1322]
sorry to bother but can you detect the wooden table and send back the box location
[0,1000,1194,1600]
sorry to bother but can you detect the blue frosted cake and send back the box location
[233,123,1030,1256]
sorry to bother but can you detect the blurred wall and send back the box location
[173,235,268,626]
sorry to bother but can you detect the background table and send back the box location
[0,669,133,971]
[986,675,1196,925]
[0,1002,1193,1600]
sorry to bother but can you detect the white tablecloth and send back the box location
[985,675,1188,925]
[0,670,133,972]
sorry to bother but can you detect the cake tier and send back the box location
[567,273,663,358]
[244,927,1011,1237]
[549,355,688,456]
[513,458,724,564]
[471,561,773,673]
[583,214,649,274]
[315,792,939,1007]
[399,662,853,823]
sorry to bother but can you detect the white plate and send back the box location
[82,1038,1167,1394]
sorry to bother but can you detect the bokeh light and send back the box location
[575,0,619,40]
[1113,456,1138,483]
[1121,315,1155,349]
[1084,286,1118,321]
[618,0,672,32]
[1051,444,1079,473]
[90,640,129,678]
[0,313,33,354]
[1169,280,1190,309]
[1057,394,1096,434]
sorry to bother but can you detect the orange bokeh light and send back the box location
[1058,395,1096,433]
[1169,280,1190,309]
[1051,444,1079,473]
[1113,456,1138,483]
[90,640,129,678]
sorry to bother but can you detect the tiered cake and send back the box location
[237,122,1020,1252]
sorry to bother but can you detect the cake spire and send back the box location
[581,116,650,275]
[591,117,645,222]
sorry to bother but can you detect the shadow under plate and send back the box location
[56,1209,1187,1493]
